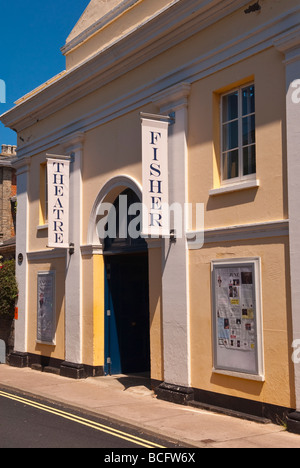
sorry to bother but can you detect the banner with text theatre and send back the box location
[47,155,70,248]
[141,118,169,237]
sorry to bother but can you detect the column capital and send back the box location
[59,131,85,153]
[12,155,31,175]
[274,25,300,64]
[152,82,191,113]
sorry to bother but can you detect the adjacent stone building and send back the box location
[0,144,17,260]
[0,144,17,358]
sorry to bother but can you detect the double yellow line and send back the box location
[0,390,165,448]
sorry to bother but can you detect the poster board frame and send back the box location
[37,271,56,346]
[211,257,264,380]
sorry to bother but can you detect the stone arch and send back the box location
[87,175,142,248]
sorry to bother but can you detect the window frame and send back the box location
[220,83,256,186]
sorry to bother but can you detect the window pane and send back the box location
[242,115,255,146]
[222,91,238,122]
[242,85,255,116]
[223,120,238,151]
[243,145,256,176]
[222,149,239,180]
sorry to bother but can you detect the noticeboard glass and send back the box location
[212,259,262,376]
[37,271,56,345]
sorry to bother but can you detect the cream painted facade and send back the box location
[2,0,300,429]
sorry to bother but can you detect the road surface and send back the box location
[0,388,186,450]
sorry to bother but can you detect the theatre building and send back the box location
[2,0,300,429]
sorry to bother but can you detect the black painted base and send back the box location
[8,352,104,379]
[155,381,294,429]
[287,412,300,434]
[8,351,29,368]
[156,382,194,405]
[60,361,86,380]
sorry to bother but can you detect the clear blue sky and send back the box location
[0,1,90,146]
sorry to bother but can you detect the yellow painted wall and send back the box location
[188,47,287,229]
[189,238,295,409]
[82,254,105,368]
[27,259,65,360]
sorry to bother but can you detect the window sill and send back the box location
[209,179,259,196]
[213,368,265,382]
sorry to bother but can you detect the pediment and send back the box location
[66,0,125,44]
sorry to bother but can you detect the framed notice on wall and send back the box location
[211,258,264,379]
[37,271,56,345]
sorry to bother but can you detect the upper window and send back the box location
[39,163,48,225]
[221,84,256,184]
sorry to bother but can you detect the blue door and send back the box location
[104,253,150,375]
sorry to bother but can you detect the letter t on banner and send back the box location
[141,118,169,237]
[46,154,71,248]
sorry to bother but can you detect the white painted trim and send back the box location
[80,245,103,256]
[157,83,192,387]
[209,179,259,196]
[63,138,84,365]
[87,174,143,246]
[27,249,66,261]
[212,368,265,382]
[187,219,289,249]
[36,224,48,231]
[14,162,30,354]
[282,45,300,411]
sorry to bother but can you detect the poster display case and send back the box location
[211,258,264,380]
[37,271,56,345]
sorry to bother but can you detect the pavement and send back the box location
[1,364,300,448]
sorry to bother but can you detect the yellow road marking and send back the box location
[0,390,166,448]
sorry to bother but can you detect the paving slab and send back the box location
[0,365,300,448]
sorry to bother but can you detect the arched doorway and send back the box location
[103,189,150,375]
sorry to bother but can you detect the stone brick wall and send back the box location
[0,145,16,244]
[0,145,16,356]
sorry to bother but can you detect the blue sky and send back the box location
[0,1,90,146]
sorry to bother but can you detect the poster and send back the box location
[37,271,56,344]
[215,266,255,352]
[212,260,261,375]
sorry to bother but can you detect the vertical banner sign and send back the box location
[47,155,70,248]
[141,118,169,237]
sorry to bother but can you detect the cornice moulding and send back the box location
[187,219,289,249]
[59,131,85,152]
[9,4,300,161]
[273,25,300,53]
[0,0,251,132]
[152,82,191,109]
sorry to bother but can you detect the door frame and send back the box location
[104,251,150,376]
